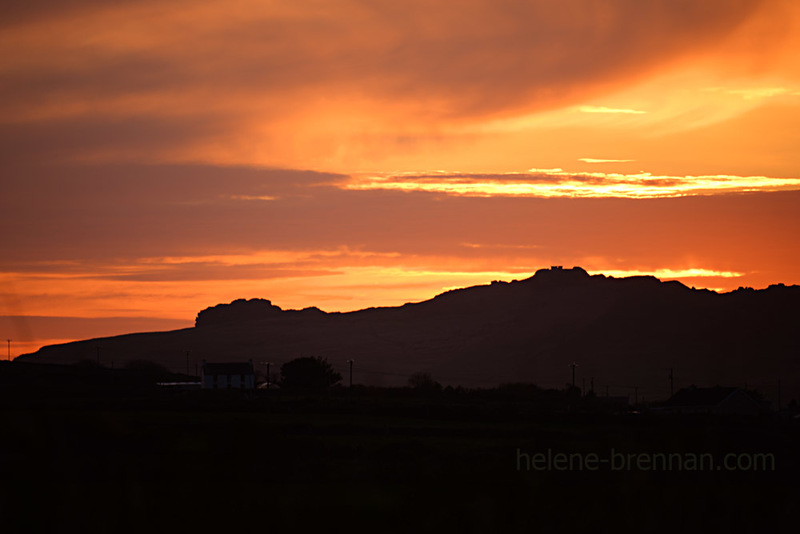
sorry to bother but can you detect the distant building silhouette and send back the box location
[656,386,764,416]
[201,360,255,389]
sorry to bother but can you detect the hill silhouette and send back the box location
[17,267,800,402]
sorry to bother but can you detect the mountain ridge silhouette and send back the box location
[17,266,800,401]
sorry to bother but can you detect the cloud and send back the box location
[0,162,349,266]
[87,265,339,283]
[594,268,744,280]
[2,161,798,328]
[727,88,793,99]
[3,161,798,276]
[0,315,191,341]
[345,169,800,198]
[701,86,800,100]
[578,106,647,114]
[578,158,636,164]
[0,0,776,168]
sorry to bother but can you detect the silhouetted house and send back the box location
[656,386,763,416]
[201,360,255,390]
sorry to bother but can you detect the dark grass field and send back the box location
[1,363,798,532]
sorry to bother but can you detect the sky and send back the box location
[2,0,799,356]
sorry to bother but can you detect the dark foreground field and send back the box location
[0,364,798,532]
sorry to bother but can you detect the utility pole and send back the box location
[347,359,354,388]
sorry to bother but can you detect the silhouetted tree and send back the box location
[280,356,341,389]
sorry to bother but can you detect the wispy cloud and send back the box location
[578,158,636,164]
[345,169,800,199]
[703,87,800,100]
[592,268,745,280]
[577,106,647,114]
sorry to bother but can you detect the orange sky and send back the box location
[1,0,799,356]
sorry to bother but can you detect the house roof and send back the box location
[203,362,254,375]
[663,386,740,407]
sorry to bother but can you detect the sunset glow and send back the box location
[2,0,799,355]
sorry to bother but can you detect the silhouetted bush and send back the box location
[408,372,442,392]
[280,356,342,389]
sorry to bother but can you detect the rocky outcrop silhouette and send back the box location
[195,298,283,328]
